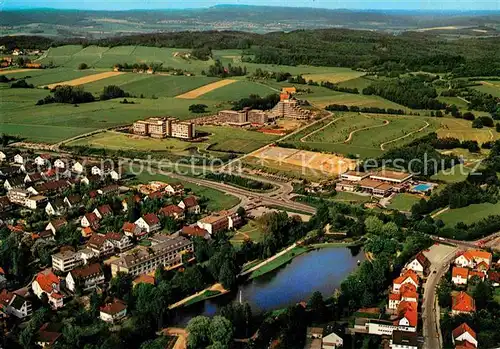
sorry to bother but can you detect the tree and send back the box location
[100,85,129,100]
[237,206,246,220]
[78,62,88,70]
[472,281,493,310]
[437,278,453,308]
[209,316,233,347]
[187,316,211,349]
[219,260,237,289]
[189,104,208,113]
[308,291,326,322]
[472,118,483,129]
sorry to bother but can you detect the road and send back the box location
[422,245,459,349]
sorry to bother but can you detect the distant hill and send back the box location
[0,6,499,38]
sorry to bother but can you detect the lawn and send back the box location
[197,126,279,154]
[333,191,372,203]
[248,246,310,280]
[495,288,500,304]
[134,172,241,211]
[431,163,477,183]
[182,290,222,307]
[436,201,500,226]
[230,220,265,246]
[387,193,422,212]
[435,117,498,144]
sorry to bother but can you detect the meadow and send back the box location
[197,126,279,154]
[435,201,500,226]
[387,194,422,212]
[471,81,500,98]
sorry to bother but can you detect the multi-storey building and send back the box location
[171,121,195,139]
[52,249,83,273]
[110,236,194,277]
[132,117,195,140]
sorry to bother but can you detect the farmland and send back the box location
[434,201,500,226]
[307,93,408,110]
[303,69,366,83]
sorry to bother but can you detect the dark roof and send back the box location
[143,213,160,225]
[5,176,24,187]
[99,184,119,194]
[10,294,27,310]
[49,218,67,230]
[97,204,113,216]
[415,252,431,269]
[65,194,82,205]
[181,196,198,208]
[37,323,62,345]
[71,263,103,280]
[100,299,127,315]
[88,234,108,249]
[391,331,418,346]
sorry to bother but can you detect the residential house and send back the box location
[304,327,323,349]
[105,232,133,252]
[100,299,127,323]
[392,270,419,293]
[98,184,120,196]
[82,227,94,238]
[4,176,24,191]
[72,161,85,173]
[24,172,43,184]
[32,269,64,309]
[405,252,431,276]
[25,195,48,209]
[181,225,210,239]
[122,222,141,237]
[54,158,70,169]
[66,263,105,292]
[452,323,478,348]
[0,289,32,319]
[34,154,51,166]
[178,196,200,214]
[165,183,184,196]
[39,230,54,241]
[78,248,98,264]
[109,168,122,181]
[452,267,469,285]
[393,301,418,329]
[135,213,161,233]
[0,151,6,162]
[45,218,67,235]
[81,174,102,186]
[14,153,29,164]
[64,194,83,209]
[0,196,13,212]
[159,204,185,220]
[322,331,343,349]
[488,271,500,287]
[390,331,418,349]
[81,212,100,231]
[455,250,492,269]
[93,204,113,219]
[87,234,114,257]
[35,323,62,348]
[388,284,418,311]
[45,198,66,216]
[52,249,83,273]
[197,213,229,235]
[452,292,476,315]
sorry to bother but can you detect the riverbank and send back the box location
[248,245,310,280]
[169,283,228,309]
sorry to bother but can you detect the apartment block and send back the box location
[132,117,194,140]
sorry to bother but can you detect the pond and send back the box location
[172,245,364,325]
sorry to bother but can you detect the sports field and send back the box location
[175,79,237,99]
[252,146,356,176]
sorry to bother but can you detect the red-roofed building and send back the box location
[394,301,418,329]
[452,267,469,285]
[452,292,476,315]
[100,299,127,323]
[455,250,492,269]
[93,204,113,219]
[159,205,185,220]
[133,274,155,286]
[488,270,500,287]
[405,252,431,276]
[181,225,210,239]
[452,323,477,348]
[105,232,132,251]
[36,323,62,348]
[87,234,114,257]
[392,270,419,293]
[81,212,100,230]
[122,222,141,237]
[82,226,94,238]
[135,213,161,233]
[178,196,200,214]
[32,269,64,309]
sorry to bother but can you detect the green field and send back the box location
[308,93,408,110]
[431,163,477,183]
[198,126,279,154]
[0,84,227,143]
[1,68,103,86]
[84,74,220,98]
[387,194,422,212]
[436,201,500,226]
[198,80,276,100]
[333,191,372,203]
[249,246,310,279]
[230,221,265,246]
[471,81,500,98]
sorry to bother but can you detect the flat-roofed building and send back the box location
[247,109,268,124]
[171,122,195,139]
[340,171,371,182]
[133,120,149,135]
[370,170,413,184]
[109,236,194,277]
[133,117,194,140]
[52,249,83,273]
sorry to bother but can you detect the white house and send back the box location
[110,169,122,180]
[45,199,66,216]
[53,159,67,169]
[455,250,492,269]
[405,252,430,276]
[105,232,132,252]
[66,263,105,293]
[178,196,200,214]
[51,249,83,273]
[34,155,51,166]
[81,212,100,230]
[45,218,67,235]
[14,153,28,164]
[0,289,32,319]
[452,267,469,286]
[100,299,127,323]
[135,213,161,233]
[32,270,64,309]
[72,161,85,173]
[452,323,478,348]
[392,270,419,293]
[322,331,343,349]
[87,234,114,257]
[0,151,6,162]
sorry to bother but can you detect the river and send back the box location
[172,246,364,325]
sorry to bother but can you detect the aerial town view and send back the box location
[0,0,499,348]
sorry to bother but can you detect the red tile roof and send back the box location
[159,204,184,216]
[133,274,155,286]
[394,269,419,286]
[182,225,208,237]
[400,283,418,299]
[452,292,476,313]
[97,204,113,216]
[122,222,137,233]
[181,196,198,208]
[100,299,127,315]
[35,270,60,293]
[488,271,500,283]
[84,212,100,225]
[455,341,477,349]
[143,213,160,226]
[105,232,123,241]
[452,323,476,340]
[394,301,418,327]
[389,293,401,301]
[452,267,469,279]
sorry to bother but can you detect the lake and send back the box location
[172,246,364,325]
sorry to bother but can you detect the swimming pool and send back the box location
[413,183,432,192]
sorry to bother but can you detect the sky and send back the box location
[1,0,499,11]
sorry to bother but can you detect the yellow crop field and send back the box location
[303,70,366,83]
[45,71,125,88]
[0,68,38,74]
[175,79,237,99]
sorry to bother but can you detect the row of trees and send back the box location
[203,60,247,78]
[205,173,274,191]
[35,84,130,105]
[325,104,405,115]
